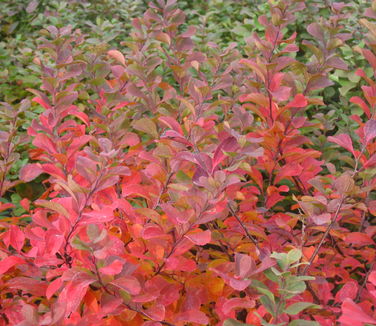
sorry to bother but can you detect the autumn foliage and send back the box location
[0,0,376,325]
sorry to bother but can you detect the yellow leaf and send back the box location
[178,97,196,117]
[132,118,158,138]
[155,32,171,45]
[207,276,224,297]
[108,50,126,65]
[35,200,70,218]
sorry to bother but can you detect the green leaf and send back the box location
[288,320,320,326]
[290,262,309,269]
[270,252,289,271]
[223,319,249,326]
[260,295,276,317]
[282,279,307,299]
[270,266,283,276]
[87,224,100,240]
[287,249,302,265]
[119,289,131,303]
[252,280,275,303]
[264,268,279,282]
[284,302,321,315]
[253,312,285,326]
[232,24,250,37]
[295,275,315,282]
[71,237,90,251]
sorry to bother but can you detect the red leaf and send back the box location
[345,232,374,246]
[7,277,47,296]
[46,277,63,299]
[45,229,64,255]
[185,230,211,245]
[364,119,376,144]
[252,256,276,275]
[222,298,255,315]
[0,202,15,213]
[311,213,331,225]
[66,135,92,157]
[81,207,114,225]
[339,298,376,326]
[26,0,39,13]
[100,297,123,316]
[239,59,266,82]
[335,281,358,302]
[110,276,141,295]
[144,303,165,322]
[142,224,165,239]
[175,310,209,325]
[20,198,30,211]
[364,153,376,168]
[113,101,133,110]
[286,94,308,108]
[0,256,25,275]
[143,322,162,326]
[19,163,43,182]
[239,93,268,106]
[160,203,189,225]
[33,133,57,154]
[56,92,77,109]
[108,50,125,65]
[275,163,303,183]
[211,269,252,291]
[235,253,255,279]
[307,23,324,40]
[362,49,376,72]
[213,137,238,170]
[333,174,354,195]
[99,260,124,275]
[158,116,183,135]
[328,134,354,155]
[123,132,140,146]
[41,163,66,180]
[32,96,51,109]
[55,276,95,321]
[326,56,348,70]
[165,256,196,272]
[122,184,152,201]
[369,271,376,285]
[172,238,194,256]
[350,96,371,118]
[161,130,192,146]
[9,225,25,252]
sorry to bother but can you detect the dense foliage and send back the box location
[0,0,376,325]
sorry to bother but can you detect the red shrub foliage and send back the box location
[0,1,375,325]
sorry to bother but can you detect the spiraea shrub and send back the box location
[0,0,375,325]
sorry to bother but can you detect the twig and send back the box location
[300,196,345,275]
[355,261,375,302]
[306,282,321,304]
[91,255,113,295]
[359,211,367,232]
[209,222,234,261]
[152,172,173,210]
[228,203,265,255]
[123,303,177,326]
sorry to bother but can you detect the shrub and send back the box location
[0,0,375,325]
